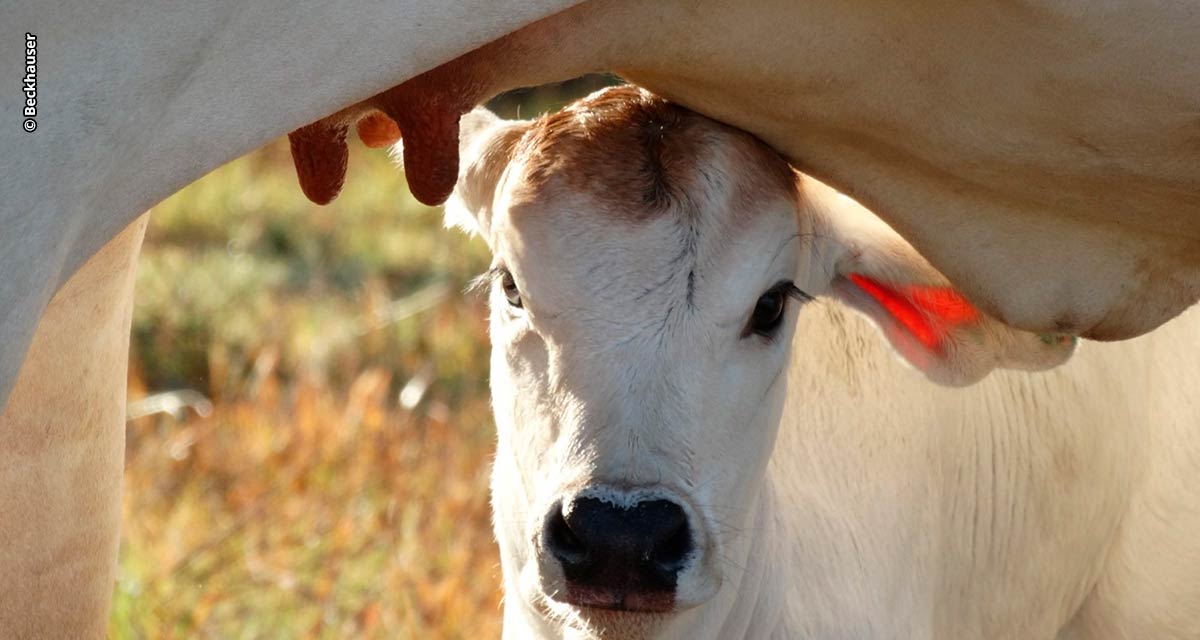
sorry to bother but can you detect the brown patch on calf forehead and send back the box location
[515,86,797,222]
[726,129,802,217]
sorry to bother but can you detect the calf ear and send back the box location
[816,189,1076,386]
[402,108,528,244]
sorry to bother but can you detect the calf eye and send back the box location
[745,281,810,339]
[500,270,523,309]
[749,290,786,336]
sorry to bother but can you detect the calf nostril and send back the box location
[651,519,693,576]
[545,504,589,568]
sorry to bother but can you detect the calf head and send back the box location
[436,86,1074,637]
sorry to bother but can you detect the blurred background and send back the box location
[109,76,618,639]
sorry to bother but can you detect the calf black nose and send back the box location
[544,496,693,609]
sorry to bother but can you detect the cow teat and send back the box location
[288,51,486,207]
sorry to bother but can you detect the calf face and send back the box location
[446,87,803,629]
[438,86,1075,636]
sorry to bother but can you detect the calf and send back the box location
[439,85,1200,639]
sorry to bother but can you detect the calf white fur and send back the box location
[444,87,1200,639]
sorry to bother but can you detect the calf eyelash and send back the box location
[783,283,814,303]
[466,266,506,297]
[743,280,813,341]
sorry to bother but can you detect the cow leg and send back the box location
[0,214,147,639]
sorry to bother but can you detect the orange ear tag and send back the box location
[848,273,981,351]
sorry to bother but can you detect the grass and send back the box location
[111,134,503,639]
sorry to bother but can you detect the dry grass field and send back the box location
[109,77,618,639]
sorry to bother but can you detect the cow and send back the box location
[3,1,1199,634]
[444,86,1200,638]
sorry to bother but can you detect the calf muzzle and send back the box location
[542,495,693,612]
